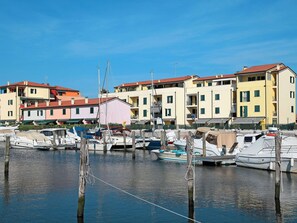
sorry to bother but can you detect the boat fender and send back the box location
[160,150,164,153]
[290,158,294,167]
[266,133,276,136]
[269,161,274,170]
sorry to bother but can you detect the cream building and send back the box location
[185,74,237,126]
[105,75,198,126]
[0,81,81,123]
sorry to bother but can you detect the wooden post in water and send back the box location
[4,136,10,177]
[103,131,107,152]
[53,132,57,150]
[177,130,181,140]
[186,132,195,221]
[142,130,146,149]
[161,130,166,150]
[123,131,127,151]
[77,138,88,219]
[275,132,282,201]
[202,132,206,157]
[132,131,136,160]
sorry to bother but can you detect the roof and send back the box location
[236,63,286,75]
[115,75,197,88]
[51,85,79,92]
[0,81,50,88]
[22,97,119,110]
[194,74,235,82]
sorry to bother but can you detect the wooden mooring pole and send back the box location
[77,138,88,219]
[186,132,195,221]
[4,136,10,177]
[161,130,166,150]
[123,131,127,152]
[103,131,107,152]
[202,132,206,157]
[275,132,282,201]
[132,131,136,160]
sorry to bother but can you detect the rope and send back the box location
[88,173,201,223]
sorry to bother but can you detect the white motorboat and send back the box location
[87,138,113,151]
[235,134,297,173]
[10,131,52,150]
[0,126,18,142]
[40,128,76,149]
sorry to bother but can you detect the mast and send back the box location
[151,70,155,131]
[97,66,101,129]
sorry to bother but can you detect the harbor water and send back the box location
[1,143,297,223]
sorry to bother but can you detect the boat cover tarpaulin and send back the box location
[206,131,237,148]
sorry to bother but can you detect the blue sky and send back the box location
[0,0,297,97]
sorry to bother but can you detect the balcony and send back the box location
[131,115,139,120]
[187,114,196,119]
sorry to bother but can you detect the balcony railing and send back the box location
[187,114,196,119]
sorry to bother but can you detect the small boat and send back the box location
[151,149,202,164]
[87,138,113,151]
[40,128,76,149]
[0,126,18,142]
[235,134,297,173]
[10,131,52,150]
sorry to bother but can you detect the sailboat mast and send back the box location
[151,70,155,131]
[97,66,101,129]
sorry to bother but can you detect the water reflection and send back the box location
[0,145,297,223]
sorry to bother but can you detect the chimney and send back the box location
[85,97,88,104]
[46,100,50,106]
[276,64,281,70]
[243,66,248,70]
[7,81,10,86]
[71,98,75,105]
[35,101,38,107]
[58,99,61,106]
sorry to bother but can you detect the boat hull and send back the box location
[236,155,297,173]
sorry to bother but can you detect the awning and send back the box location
[22,120,33,125]
[66,119,82,124]
[232,117,264,124]
[195,118,211,124]
[34,120,55,125]
[207,118,230,124]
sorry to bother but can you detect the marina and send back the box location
[1,141,297,223]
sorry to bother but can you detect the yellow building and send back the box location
[0,81,81,123]
[235,63,296,126]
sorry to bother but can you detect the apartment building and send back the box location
[0,81,82,123]
[185,74,237,126]
[106,75,198,126]
[235,63,296,126]
[22,97,131,125]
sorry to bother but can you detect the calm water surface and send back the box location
[0,143,297,223]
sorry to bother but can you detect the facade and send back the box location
[22,97,131,125]
[106,75,198,126]
[106,62,296,127]
[0,81,81,123]
[235,63,296,125]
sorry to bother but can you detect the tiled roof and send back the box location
[0,81,50,88]
[115,75,196,88]
[236,63,285,74]
[51,85,79,92]
[194,74,235,81]
[22,97,116,109]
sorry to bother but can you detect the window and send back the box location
[215,107,220,114]
[167,96,173,104]
[143,97,147,105]
[215,94,220,100]
[254,90,260,97]
[143,110,147,117]
[240,106,248,117]
[196,83,203,87]
[50,109,53,116]
[76,108,80,114]
[37,110,39,116]
[30,88,37,94]
[90,107,94,114]
[165,108,171,116]
[240,91,250,102]
[200,108,205,114]
[8,99,13,105]
[290,76,295,84]
[8,111,13,116]
[291,106,294,113]
[200,95,205,101]
[40,110,43,116]
[254,105,260,112]
[28,111,31,117]
[63,109,66,115]
[290,91,295,98]
[208,82,212,86]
